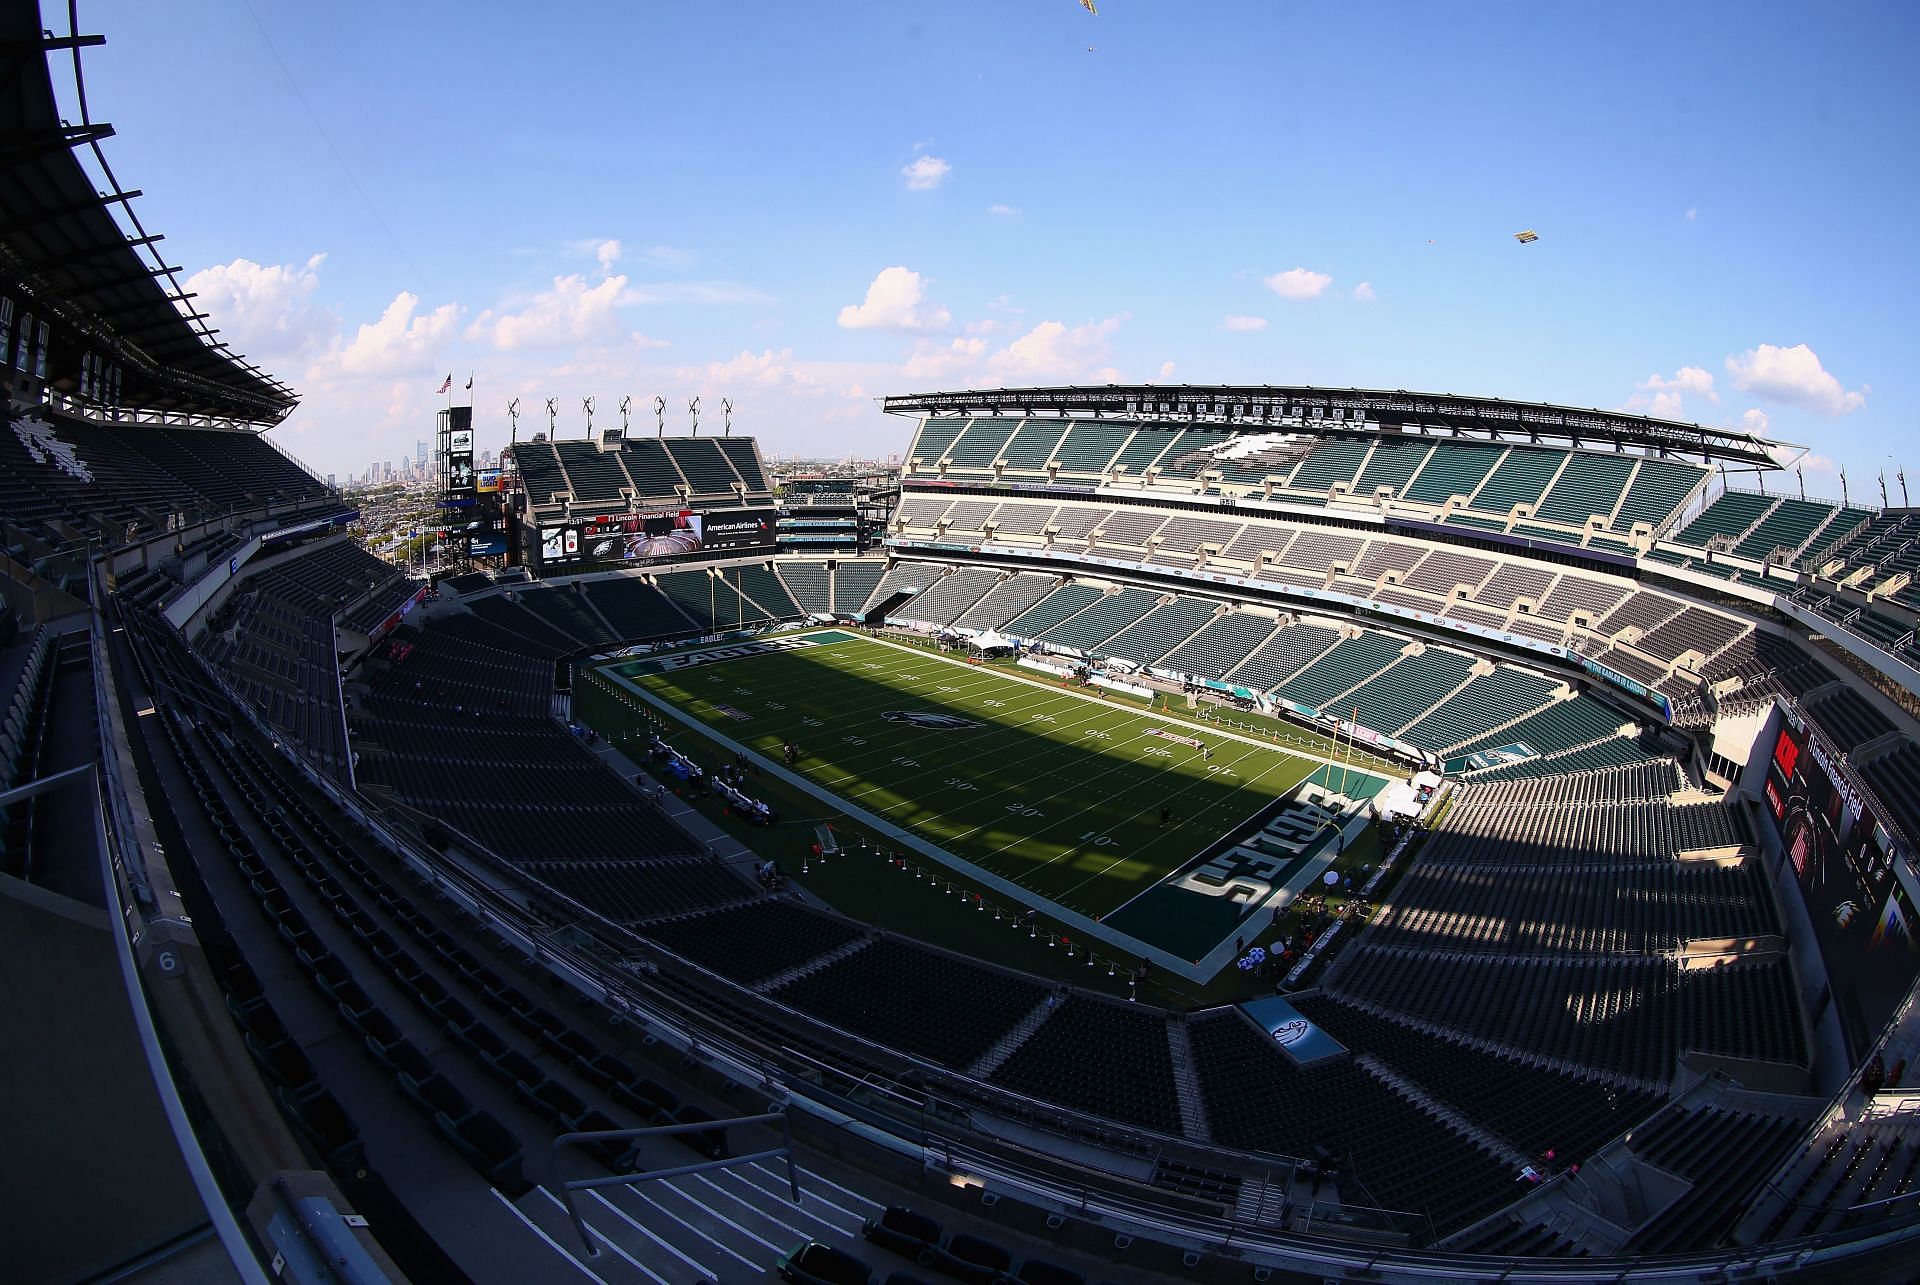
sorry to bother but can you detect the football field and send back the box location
[604,631,1373,940]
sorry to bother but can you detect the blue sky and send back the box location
[66,0,1920,497]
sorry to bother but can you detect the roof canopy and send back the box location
[0,3,298,423]
[882,384,1794,469]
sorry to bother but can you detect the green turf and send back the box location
[611,633,1356,924]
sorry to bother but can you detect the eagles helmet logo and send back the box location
[882,710,982,731]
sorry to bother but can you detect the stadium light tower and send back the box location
[722,397,733,437]
[507,397,520,444]
[654,395,666,436]
[546,397,557,439]
[619,395,631,434]
[583,396,595,438]
[689,396,701,436]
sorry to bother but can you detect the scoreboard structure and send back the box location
[501,430,781,577]
[434,405,510,567]
[533,506,777,571]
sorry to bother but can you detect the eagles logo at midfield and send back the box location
[882,711,982,731]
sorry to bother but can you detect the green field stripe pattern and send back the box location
[623,636,1335,927]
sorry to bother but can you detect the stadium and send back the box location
[6,5,1920,1284]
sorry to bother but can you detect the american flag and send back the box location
[436,374,452,394]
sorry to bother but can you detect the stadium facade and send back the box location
[7,4,1920,1282]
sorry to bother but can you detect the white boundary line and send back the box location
[534,1187,672,1285]
[491,1188,611,1285]
[587,1188,718,1280]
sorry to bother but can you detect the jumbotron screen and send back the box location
[537,507,775,568]
[1763,713,1920,1060]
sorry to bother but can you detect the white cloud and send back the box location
[1800,452,1838,476]
[1726,343,1866,415]
[986,203,1020,217]
[903,337,987,381]
[1624,365,1720,420]
[1222,315,1269,332]
[1264,268,1333,300]
[1157,360,1177,381]
[988,313,1129,381]
[469,273,633,350]
[565,239,697,273]
[1640,366,1718,404]
[331,292,461,377]
[836,266,950,332]
[1352,281,1376,302]
[1637,391,1686,420]
[703,348,809,387]
[622,280,767,305]
[901,155,952,191]
[184,253,332,359]
[1742,408,1770,434]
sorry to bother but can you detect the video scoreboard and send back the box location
[534,506,776,571]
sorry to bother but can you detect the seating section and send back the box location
[1327,948,1803,1082]
[771,938,1048,1070]
[775,560,833,615]
[1,407,331,547]
[1272,631,1405,711]
[1098,596,1217,667]
[1614,459,1709,534]
[1534,452,1636,526]
[641,900,865,985]
[1757,1114,1920,1244]
[348,626,705,869]
[662,438,749,497]
[199,539,409,777]
[1364,860,1777,955]
[1158,612,1278,681]
[831,560,886,614]
[1187,1010,1519,1235]
[1340,648,1476,738]
[1225,622,1339,690]
[579,575,700,641]
[893,566,1002,627]
[0,627,95,885]
[1400,666,1560,752]
[515,585,620,649]
[1859,744,1920,852]
[1328,762,1795,1086]
[1809,687,1895,751]
[1292,994,1664,1165]
[952,573,1058,633]
[520,859,751,924]
[989,997,1181,1134]
[1628,1099,1817,1252]
[1003,583,1106,637]
[892,418,1709,557]
[1673,490,1777,549]
[1734,497,1841,561]
[551,440,631,506]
